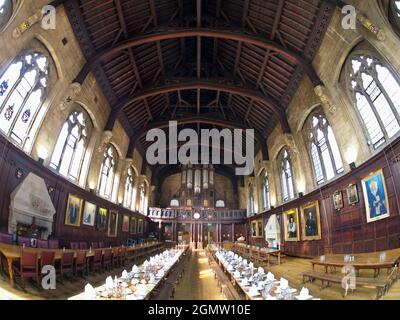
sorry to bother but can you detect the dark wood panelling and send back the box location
[0,135,152,248]
[248,137,400,258]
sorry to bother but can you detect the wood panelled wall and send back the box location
[248,138,400,258]
[0,136,152,248]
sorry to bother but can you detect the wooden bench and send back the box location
[302,266,398,299]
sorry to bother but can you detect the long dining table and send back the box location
[0,241,163,287]
[232,243,282,268]
[310,248,400,277]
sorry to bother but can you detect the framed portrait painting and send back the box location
[347,184,359,205]
[361,169,390,223]
[108,210,118,237]
[96,207,108,231]
[65,194,83,227]
[122,215,130,232]
[130,217,137,234]
[300,201,322,241]
[283,208,300,241]
[332,191,344,211]
[82,201,96,227]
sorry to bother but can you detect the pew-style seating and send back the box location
[302,265,398,299]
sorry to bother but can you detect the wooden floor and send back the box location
[173,249,225,300]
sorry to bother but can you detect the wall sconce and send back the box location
[349,162,357,171]
[89,188,95,193]
[298,192,304,198]
[37,146,48,165]
[38,157,45,165]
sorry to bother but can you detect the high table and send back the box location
[0,242,163,287]
[310,248,400,277]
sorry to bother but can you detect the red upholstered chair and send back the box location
[91,249,103,273]
[37,240,49,249]
[98,241,105,248]
[18,236,33,247]
[41,251,55,269]
[70,242,80,250]
[0,233,13,244]
[79,242,88,250]
[59,252,75,283]
[12,251,39,290]
[75,251,87,277]
[103,249,112,271]
[90,242,99,249]
[48,240,59,249]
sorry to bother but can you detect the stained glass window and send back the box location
[280,148,295,202]
[304,111,344,185]
[349,55,400,149]
[50,110,92,181]
[98,144,118,199]
[0,52,49,145]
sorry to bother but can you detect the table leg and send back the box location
[278,252,281,265]
[7,258,14,287]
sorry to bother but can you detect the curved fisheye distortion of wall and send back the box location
[0,0,399,304]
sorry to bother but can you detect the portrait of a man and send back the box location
[283,208,300,241]
[362,170,390,223]
[300,201,321,240]
[65,194,82,227]
[347,184,359,205]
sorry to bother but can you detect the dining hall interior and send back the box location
[0,0,399,301]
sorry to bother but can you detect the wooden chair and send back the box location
[40,251,56,287]
[79,242,88,250]
[103,249,112,271]
[37,240,49,249]
[112,247,121,268]
[91,249,103,273]
[120,247,127,266]
[48,240,59,249]
[12,251,40,290]
[59,252,74,283]
[75,251,87,277]
[70,242,80,250]
[98,241,105,248]
[91,242,99,249]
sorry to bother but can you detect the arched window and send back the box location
[280,148,295,202]
[248,183,255,215]
[261,170,270,210]
[98,144,118,199]
[123,166,136,209]
[0,52,49,146]
[50,110,92,181]
[304,111,344,185]
[348,55,400,149]
[0,0,13,31]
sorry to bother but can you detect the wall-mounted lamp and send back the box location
[89,188,95,193]
[38,157,45,165]
[349,162,357,171]
[298,192,304,198]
